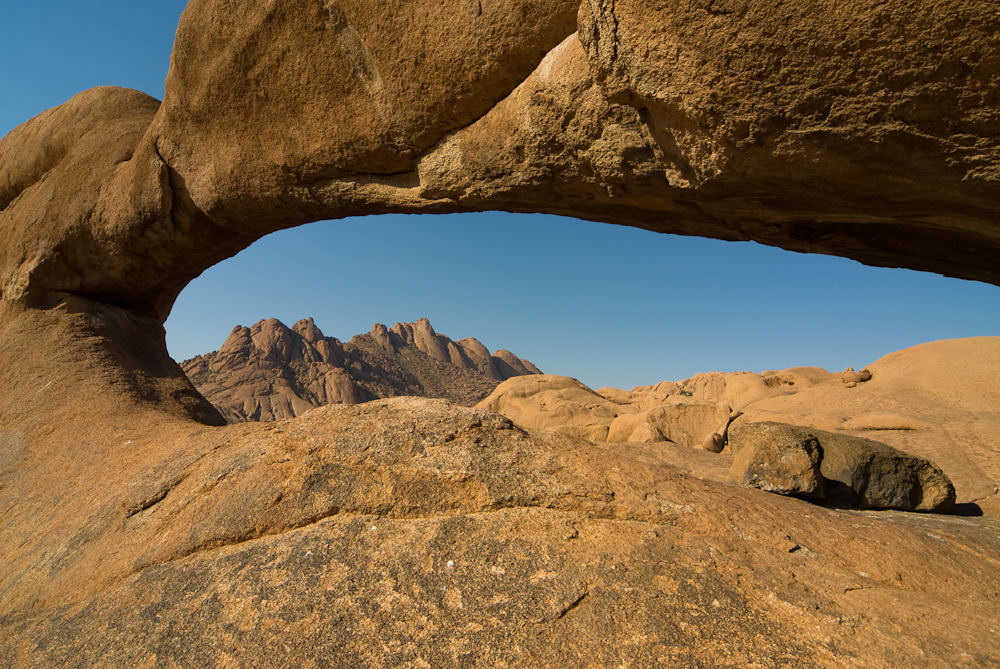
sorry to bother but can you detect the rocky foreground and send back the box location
[181,317,540,422]
[2,335,999,667]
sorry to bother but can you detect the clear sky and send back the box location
[3,2,998,390]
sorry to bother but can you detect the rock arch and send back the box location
[2,0,999,426]
[4,4,1000,664]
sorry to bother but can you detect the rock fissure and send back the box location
[151,138,178,226]
[134,505,347,571]
[127,480,708,577]
[123,485,176,519]
[553,588,590,620]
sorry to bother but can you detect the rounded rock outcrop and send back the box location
[841,367,873,384]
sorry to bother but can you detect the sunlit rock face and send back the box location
[180,316,540,422]
[2,1,1000,666]
[477,337,1000,512]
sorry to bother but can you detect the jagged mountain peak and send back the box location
[181,317,541,423]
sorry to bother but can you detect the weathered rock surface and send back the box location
[484,338,1000,513]
[181,316,540,421]
[3,1,1000,665]
[2,0,999,333]
[728,422,956,511]
[841,367,873,384]
[476,375,624,442]
[817,429,957,511]
[698,431,727,454]
[739,337,1000,506]
[2,398,999,667]
[727,423,826,499]
[478,368,833,451]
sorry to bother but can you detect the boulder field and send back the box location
[479,337,1000,513]
[2,1,1000,666]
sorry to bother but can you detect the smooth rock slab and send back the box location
[1,399,997,667]
[3,510,812,668]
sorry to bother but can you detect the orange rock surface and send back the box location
[2,1,1000,665]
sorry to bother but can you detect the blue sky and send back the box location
[4,2,998,390]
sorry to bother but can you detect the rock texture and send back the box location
[181,317,540,422]
[3,397,1000,668]
[727,423,827,500]
[727,422,956,511]
[477,368,835,452]
[739,337,1000,508]
[841,367,873,384]
[3,1,1000,666]
[482,338,1000,511]
[2,0,999,332]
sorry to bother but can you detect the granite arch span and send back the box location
[2,0,999,427]
[3,3,1000,664]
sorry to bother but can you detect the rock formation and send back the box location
[727,421,956,512]
[3,395,999,667]
[739,337,1000,510]
[477,368,836,453]
[3,1,1000,665]
[841,367,873,385]
[727,422,827,500]
[4,0,999,332]
[181,316,541,421]
[480,337,1000,510]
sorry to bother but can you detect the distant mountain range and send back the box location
[181,317,542,423]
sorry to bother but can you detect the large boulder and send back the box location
[476,374,625,439]
[736,337,1000,504]
[817,429,957,511]
[606,401,732,449]
[726,422,826,499]
[728,422,956,511]
[841,367,873,385]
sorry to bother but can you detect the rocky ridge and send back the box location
[181,316,541,422]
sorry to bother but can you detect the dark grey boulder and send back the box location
[727,422,956,512]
